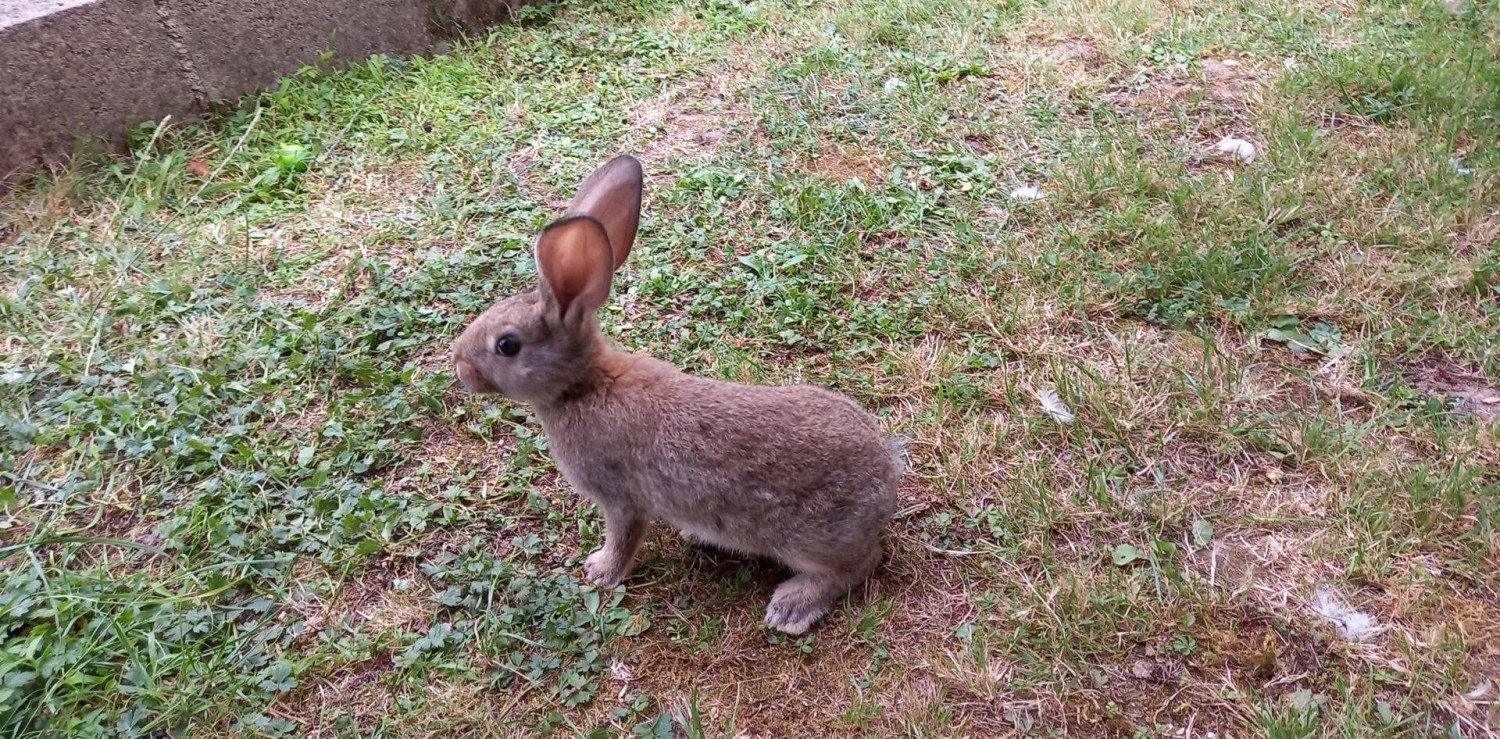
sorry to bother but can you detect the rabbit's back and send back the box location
[540,361,899,556]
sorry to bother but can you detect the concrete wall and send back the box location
[0,0,517,188]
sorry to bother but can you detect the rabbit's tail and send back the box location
[890,436,911,476]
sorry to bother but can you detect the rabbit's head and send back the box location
[452,155,643,405]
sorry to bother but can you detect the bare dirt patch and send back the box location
[1407,363,1500,422]
[631,82,747,167]
[1454,214,1500,256]
[806,143,886,186]
[1096,57,1266,146]
[644,111,738,162]
[1043,38,1106,71]
[1200,57,1262,103]
[996,36,1113,97]
[1450,653,1500,736]
[616,533,1012,736]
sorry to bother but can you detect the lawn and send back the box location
[2,0,1498,735]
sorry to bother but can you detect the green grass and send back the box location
[2,0,1498,735]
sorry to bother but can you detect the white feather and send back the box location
[1213,137,1257,163]
[1035,388,1075,425]
[883,77,906,92]
[1010,185,1045,201]
[1311,587,1380,641]
[610,660,635,701]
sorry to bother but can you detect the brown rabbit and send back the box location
[452,155,902,633]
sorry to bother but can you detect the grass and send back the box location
[1,0,1498,735]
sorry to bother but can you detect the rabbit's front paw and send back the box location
[764,575,834,634]
[584,548,629,587]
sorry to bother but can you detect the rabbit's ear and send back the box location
[567,155,643,272]
[535,215,614,327]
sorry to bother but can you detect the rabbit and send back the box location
[451,155,903,634]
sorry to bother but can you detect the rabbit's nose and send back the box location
[454,359,479,390]
[454,358,497,394]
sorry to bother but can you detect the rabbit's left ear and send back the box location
[535,215,614,328]
[567,155,643,272]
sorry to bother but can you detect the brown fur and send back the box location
[452,156,902,633]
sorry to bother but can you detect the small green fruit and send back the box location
[274,143,312,173]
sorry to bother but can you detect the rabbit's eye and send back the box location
[495,334,522,357]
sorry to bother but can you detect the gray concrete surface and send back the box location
[0,0,518,188]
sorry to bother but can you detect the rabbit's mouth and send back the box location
[454,359,499,394]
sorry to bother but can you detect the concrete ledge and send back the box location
[1,0,200,183]
[0,0,519,187]
[171,0,435,104]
